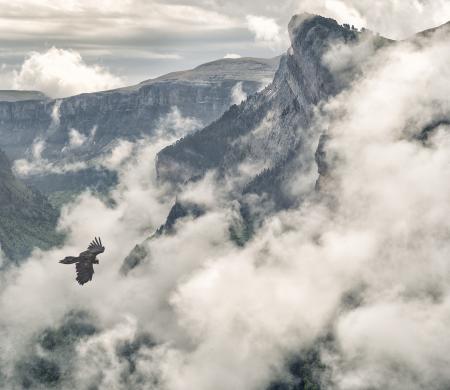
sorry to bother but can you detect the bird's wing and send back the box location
[59,256,79,264]
[76,261,94,285]
[87,237,104,255]
[78,250,93,260]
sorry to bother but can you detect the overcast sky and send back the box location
[1,0,449,96]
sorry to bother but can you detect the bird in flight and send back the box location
[59,237,105,285]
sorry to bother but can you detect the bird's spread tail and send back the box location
[59,256,78,264]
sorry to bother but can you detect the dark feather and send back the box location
[59,256,78,264]
[76,261,94,285]
[87,236,105,255]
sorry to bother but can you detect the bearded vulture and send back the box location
[59,237,105,285]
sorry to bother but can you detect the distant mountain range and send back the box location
[0,90,48,102]
[0,57,279,162]
[0,56,279,263]
[0,56,279,201]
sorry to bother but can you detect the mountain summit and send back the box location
[156,13,375,207]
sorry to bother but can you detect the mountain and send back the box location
[120,201,205,275]
[0,149,62,263]
[0,56,279,162]
[0,57,279,202]
[117,14,450,387]
[3,11,450,390]
[120,14,391,273]
[156,15,389,210]
[156,16,450,206]
[124,57,279,91]
[0,90,48,102]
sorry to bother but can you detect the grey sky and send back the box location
[1,0,449,95]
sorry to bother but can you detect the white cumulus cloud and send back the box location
[246,15,285,49]
[12,47,123,98]
[231,81,247,105]
[224,53,242,59]
[68,128,87,148]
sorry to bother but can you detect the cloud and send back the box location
[155,106,203,139]
[12,47,123,98]
[143,24,450,390]
[231,81,247,105]
[12,106,201,179]
[0,1,246,85]
[13,137,88,176]
[99,140,135,171]
[294,0,450,39]
[3,12,450,390]
[68,128,87,148]
[246,15,284,48]
[1,0,449,86]
[0,130,238,389]
[301,29,450,389]
[51,99,62,126]
[224,53,242,59]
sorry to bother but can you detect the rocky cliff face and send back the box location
[122,14,394,273]
[0,57,279,201]
[0,149,61,263]
[120,201,205,275]
[0,57,279,162]
[156,15,388,208]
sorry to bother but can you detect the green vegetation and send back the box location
[0,150,63,264]
[47,191,80,210]
[39,311,97,352]
[15,311,97,388]
[267,348,326,390]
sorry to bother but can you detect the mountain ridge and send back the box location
[0,90,49,102]
[155,13,368,202]
[0,56,280,161]
[122,56,281,91]
[0,56,280,200]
